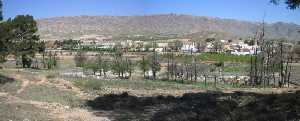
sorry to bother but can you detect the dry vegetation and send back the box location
[0,68,300,121]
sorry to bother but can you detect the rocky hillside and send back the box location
[37,14,300,40]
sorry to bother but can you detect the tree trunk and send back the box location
[167,54,170,80]
[153,71,156,80]
[214,75,217,88]
[204,75,207,88]
[143,69,146,79]
[280,43,284,87]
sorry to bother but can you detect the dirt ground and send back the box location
[0,69,300,121]
[0,69,110,121]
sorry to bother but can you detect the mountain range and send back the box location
[37,14,300,41]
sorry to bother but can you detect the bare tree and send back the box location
[74,51,87,67]
[139,56,150,79]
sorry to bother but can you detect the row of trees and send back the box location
[74,45,228,86]
[247,20,295,87]
[74,48,162,80]
[249,40,294,87]
[74,38,297,88]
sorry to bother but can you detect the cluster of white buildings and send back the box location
[229,42,258,55]
[75,34,259,55]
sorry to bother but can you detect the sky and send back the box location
[3,0,300,24]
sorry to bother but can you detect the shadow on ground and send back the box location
[86,90,300,121]
[0,74,15,85]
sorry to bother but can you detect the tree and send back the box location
[174,40,183,52]
[125,58,134,78]
[169,40,183,52]
[95,54,103,76]
[0,21,12,63]
[271,0,300,9]
[38,41,47,68]
[214,61,224,83]
[74,51,87,67]
[46,53,57,69]
[112,43,125,78]
[10,15,41,68]
[293,45,300,59]
[212,40,223,53]
[111,58,122,77]
[59,39,81,50]
[84,61,98,75]
[205,38,215,43]
[195,41,206,52]
[102,60,110,77]
[113,42,123,56]
[197,63,211,87]
[139,56,150,79]
[150,51,161,80]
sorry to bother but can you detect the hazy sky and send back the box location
[3,0,300,24]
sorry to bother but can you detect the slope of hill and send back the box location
[37,14,300,40]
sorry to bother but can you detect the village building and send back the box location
[181,41,198,53]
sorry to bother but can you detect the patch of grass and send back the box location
[0,98,54,121]
[45,72,57,79]
[73,78,234,92]
[0,80,22,95]
[0,74,21,95]
[57,57,76,69]
[17,85,83,107]
[198,53,252,63]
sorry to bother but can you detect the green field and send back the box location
[198,53,252,63]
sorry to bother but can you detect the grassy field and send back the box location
[198,53,252,63]
[161,52,252,63]
[72,77,235,94]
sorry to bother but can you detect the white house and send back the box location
[204,42,214,52]
[157,43,169,48]
[181,42,198,53]
[230,42,259,55]
[97,42,115,49]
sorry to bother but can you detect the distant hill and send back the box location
[37,14,300,40]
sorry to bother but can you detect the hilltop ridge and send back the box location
[37,14,300,40]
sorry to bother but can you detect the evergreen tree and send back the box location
[271,0,300,9]
[0,20,12,63]
[10,15,40,68]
